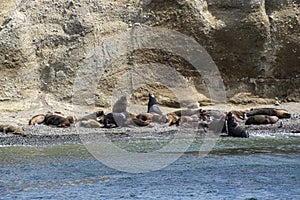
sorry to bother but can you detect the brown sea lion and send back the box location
[78,119,104,128]
[0,124,24,135]
[230,110,247,121]
[226,112,249,138]
[126,113,150,127]
[179,115,208,131]
[136,113,152,123]
[180,115,199,124]
[147,113,166,124]
[147,112,180,126]
[245,115,279,125]
[275,109,291,119]
[132,113,152,126]
[29,114,45,125]
[166,113,180,126]
[247,108,291,119]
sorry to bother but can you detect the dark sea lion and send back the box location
[112,95,128,113]
[147,93,163,115]
[226,112,249,138]
[99,112,149,128]
[100,112,128,128]
[29,114,45,125]
[0,124,24,135]
[247,108,291,119]
[245,115,279,125]
[44,114,72,128]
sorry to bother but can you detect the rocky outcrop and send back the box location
[0,0,299,110]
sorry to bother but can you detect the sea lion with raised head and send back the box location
[147,93,163,115]
[112,95,128,113]
[226,112,249,138]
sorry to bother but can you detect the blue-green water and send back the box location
[0,136,300,199]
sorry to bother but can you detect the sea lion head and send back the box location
[66,116,75,124]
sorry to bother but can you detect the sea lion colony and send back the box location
[1,94,292,138]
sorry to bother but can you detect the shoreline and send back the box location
[1,121,300,146]
[1,102,300,146]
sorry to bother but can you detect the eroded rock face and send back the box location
[0,0,299,109]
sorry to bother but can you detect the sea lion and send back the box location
[145,112,179,126]
[275,109,291,119]
[149,113,168,124]
[226,112,249,138]
[129,113,151,127]
[245,115,279,125]
[199,110,227,133]
[78,119,103,128]
[180,115,199,124]
[247,108,291,119]
[100,112,129,128]
[66,116,76,124]
[179,115,208,131]
[136,113,153,125]
[29,114,45,125]
[112,95,128,113]
[166,113,180,126]
[0,124,24,135]
[136,113,152,123]
[78,110,105,121]
[147,93,163,115]
[99,111,149,128]
[44,114,72,128]
[230,110,247,121]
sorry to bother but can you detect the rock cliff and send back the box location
[0,0,299,111]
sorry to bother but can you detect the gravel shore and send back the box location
[1,102,300,146]
[1,118,300,146]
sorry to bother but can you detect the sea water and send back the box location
[0,134,299,199]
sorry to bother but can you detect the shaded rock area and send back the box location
[0,0,299,111]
